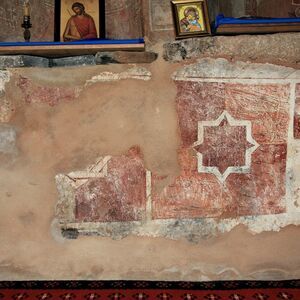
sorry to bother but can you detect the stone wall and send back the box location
[1,0,298,43]
[0,32,300,280]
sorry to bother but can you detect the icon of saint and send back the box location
[63,2,98,41]
[180,7,202,32]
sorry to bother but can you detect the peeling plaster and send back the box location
[56,213,300,242]
[0,70,11,94]
[172,58,298,80]
[85,67,152,85]
[0,70,13,123]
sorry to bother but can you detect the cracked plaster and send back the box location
[85,67,152,85]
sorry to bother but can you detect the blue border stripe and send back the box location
[215,14,300,28]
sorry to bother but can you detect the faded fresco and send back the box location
[0,47,300,282]
[257,0,300,17]
[105,0,142,39]
[0,0,54,42]
[0,0,300,283]
[149,0,174,32]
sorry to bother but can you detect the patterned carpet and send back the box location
[0,280,299,299]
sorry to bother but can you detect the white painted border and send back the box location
[286,82,300,213]
[146,170,152,221]
[173,77,300,85]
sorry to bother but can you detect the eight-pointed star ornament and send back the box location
[193,111,259,183]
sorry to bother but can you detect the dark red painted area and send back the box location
[295,115,300,139]
[176,82,226,147]
[75,147,147,222]
[152,82,289,220]
[225,84,290,144]
[194,120,253,174]
[224,144,287,217]
[17,76,78,106]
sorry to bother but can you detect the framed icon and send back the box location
[54,0,105,42]
[171,0,211,39]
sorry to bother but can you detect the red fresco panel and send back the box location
[75,146,147,222]
[194,121,252,174]
[17,76,78,106]
[225,84,290,144]
[176,82,226,147]
[153,82,290,219]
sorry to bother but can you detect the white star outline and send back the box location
[193,110,260,183]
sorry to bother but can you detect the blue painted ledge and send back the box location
[0,38,144,47]
[215,14,300,29]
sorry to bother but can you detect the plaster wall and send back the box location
[0,0,300,283]
[0,39,300,280]
[1,0,296,44]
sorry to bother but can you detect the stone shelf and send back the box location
[0,51,158,69]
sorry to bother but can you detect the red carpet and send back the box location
[0,280,299,299]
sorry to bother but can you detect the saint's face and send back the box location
[72,6,83,15]
[187,13,196,22]
[186,10,198,22]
